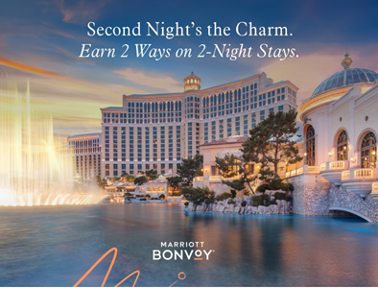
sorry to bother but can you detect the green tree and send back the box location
[134,176,148,186]
[180,186,215,207]
[167,176,182,192]
[217,192,232,201]
[242,110,302,181]
[145,169,158,180]
[126,175,135,183]
[96,175,108,189]
[177,154,203,187]
[215,153,256,194]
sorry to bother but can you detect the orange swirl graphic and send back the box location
[73,247,185,287]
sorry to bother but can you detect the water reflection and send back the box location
[0,204,377,286]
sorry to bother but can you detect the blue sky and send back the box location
[0,0,377,136]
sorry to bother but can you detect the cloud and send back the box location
[54,0,109,25]
[113,68,183,93]
[0,57,64,77]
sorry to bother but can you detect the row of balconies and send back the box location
[285,161,378,198]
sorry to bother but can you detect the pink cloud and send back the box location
[53,0,109,25]
[113,68,183,93]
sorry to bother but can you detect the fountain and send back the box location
[0,74,106,206]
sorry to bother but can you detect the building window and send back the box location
[337,131,348,160]
[211,166,220,176]
[305,125,316,166]
[361,132,377,168]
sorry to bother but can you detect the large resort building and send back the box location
[100,72,298,177]
[64,52,378,222]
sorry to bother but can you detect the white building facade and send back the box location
[100,72,298,177]
[297,53,378,195]
[283,53,378,221]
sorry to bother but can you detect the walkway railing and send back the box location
[209,176,222,181]
[341,168,378,181]
[195,174,256,182]
[285,165,319,178]
[372,182,378,195]
[320,160,348,171]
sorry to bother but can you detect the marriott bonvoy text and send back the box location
[153,242,215,261]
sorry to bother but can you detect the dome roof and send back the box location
[311,53,378,98]
[311,68,378,98]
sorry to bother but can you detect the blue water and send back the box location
[0,204,378,286]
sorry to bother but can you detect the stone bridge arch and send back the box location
[328,183,378,223]
[329,207,372,222]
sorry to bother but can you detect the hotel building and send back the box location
[67,133,102,180]
[100,72,298,177]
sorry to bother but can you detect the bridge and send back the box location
[287,165,378,223]
[328,183,378,223]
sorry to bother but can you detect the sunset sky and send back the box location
[0,0,377,137]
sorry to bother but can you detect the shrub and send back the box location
[243,190,251,196]
[256,184,270,192]
[274,192,287,200]
[281,182,294,192]
[269,178,283,190]
[134,176,148,185]
[184,201,189,207]
[159,194,165,200]
[217,192,232,201]
[126,175,135,182]
[181,186,215,205]
[252,195,263,207]
[145,194,151,199]
[228,199,236,205]
[256,179,295,192]
[252,194,271,207]
[230,189,237,198]
[241,200,247,207]
[273,191,292,202]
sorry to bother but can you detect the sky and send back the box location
[0,0,377,137]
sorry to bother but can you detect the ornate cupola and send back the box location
[183,72,201,91]
[341,51,353,69]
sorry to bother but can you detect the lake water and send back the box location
[0,203,378,287]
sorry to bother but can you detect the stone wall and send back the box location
[289,174,330,216]
[185,191,292,215]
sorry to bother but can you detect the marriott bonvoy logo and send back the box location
[153,241,215,261]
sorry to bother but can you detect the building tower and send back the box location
[183,72,201,157]
[183,72,201,91]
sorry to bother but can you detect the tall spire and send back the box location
[341,48,352,69]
